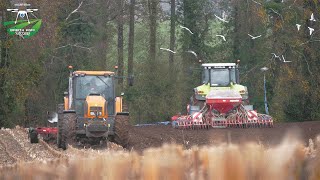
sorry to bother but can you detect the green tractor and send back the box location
[190,62,249,111]
[172,61,273,129]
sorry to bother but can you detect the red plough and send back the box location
[28,127,58,144]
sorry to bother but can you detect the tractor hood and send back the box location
[194,83,248,101]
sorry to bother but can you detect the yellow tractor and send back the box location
[57,66,132,150]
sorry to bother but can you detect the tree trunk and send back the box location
[117,0,124,89]
[169,0,175,65]
[128,0,135,86]
[148,0,157,61]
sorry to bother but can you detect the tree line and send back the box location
[0,0,319,127]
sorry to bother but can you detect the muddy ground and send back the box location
[128,121,320,152]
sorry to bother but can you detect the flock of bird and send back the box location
[160,1,318,64]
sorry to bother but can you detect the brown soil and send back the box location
[127,121,320,153]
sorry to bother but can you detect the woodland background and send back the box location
[0,0,319,127]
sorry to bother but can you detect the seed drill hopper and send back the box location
[172,61,273,129]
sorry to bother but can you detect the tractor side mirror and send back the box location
[128,75,134,86]
[63,91,68,96]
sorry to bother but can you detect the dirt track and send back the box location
[0,121,320,167]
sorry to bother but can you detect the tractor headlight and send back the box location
[89,106,103,117]
[90,111,102,116]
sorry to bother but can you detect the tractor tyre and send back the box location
[29,129,39,144]
[114,114,130,148]
[60,110,76,150]
[56,104,64,148]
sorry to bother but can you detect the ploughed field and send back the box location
[1,121,320,179]
[128,121,320,152]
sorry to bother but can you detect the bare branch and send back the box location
[65,1,84,21]
[294,50,312,75]
[268,8,284,22]
[66,23,89,26]
[73,43,93,52]
[54,43,92,53]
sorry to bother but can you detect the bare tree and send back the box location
[148,0,158,61]
[128,0,135,86]
[169,0,175,65]
[117,0,124,88]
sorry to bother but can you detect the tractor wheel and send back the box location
[60,110,76,150]
[29,129,39,144]
[113,115,130,148]
[56,104,64,148]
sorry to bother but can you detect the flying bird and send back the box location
[48,112,58,123]
[281,55,292,63]
[160,48,176,54]
[308,27,314,35]
[248,34,262,39]
[271,53,281,61]
[251,0,262,5]
[179,25,194,34]
[310,13,316,22]
[216,35,226,41]
[186,50,198,58]
[214,14,229,23]
[296,24,301,31]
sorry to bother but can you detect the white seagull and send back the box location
[281,55,292,63]
[160,48,176,54]
[251,0,262,5]
[216,35,226,41]
[179,25,194,34]
[48,112,58,123]
[310,13,316,22]
[296,24,301,31]
[214,14,229,23]
[271,53,281,61]
[186,50,198,58]
[308,27,314,35]
[248,33,262,39]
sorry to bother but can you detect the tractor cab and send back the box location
[194,62,248,102]
[70,71,116,118]
[201,63,239,87]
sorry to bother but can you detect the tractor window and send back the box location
[74,76,115,115]
[202,69,209,84]
[210,69,230,86]
[230,68,237,84]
